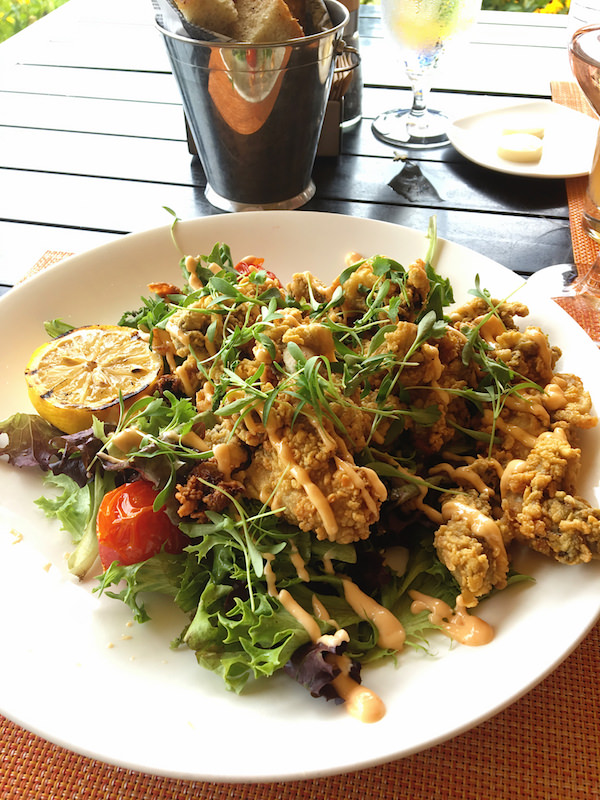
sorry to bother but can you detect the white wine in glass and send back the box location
[372,0,482,148]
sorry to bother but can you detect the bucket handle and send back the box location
[333,43,360,76]
[330,43,360,100]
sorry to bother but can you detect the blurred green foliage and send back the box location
[0,0,570,45]
[0,0,69,43]
[482,0,568,11]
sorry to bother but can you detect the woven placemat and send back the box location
[1,623,598,799]
[3,251,600,799]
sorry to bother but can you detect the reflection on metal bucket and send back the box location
[157,0,349,211]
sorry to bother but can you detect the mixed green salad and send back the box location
[1,223,541,720]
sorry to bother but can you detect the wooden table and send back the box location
[0,0,576,297]
[3,4,600,800]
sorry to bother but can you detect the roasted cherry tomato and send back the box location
[234,256,281,287]
[96,480,185,569]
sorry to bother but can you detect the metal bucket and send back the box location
[156,0,349,211]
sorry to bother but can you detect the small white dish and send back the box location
[448,99,599,178]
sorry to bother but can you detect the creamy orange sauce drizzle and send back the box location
[409,590,494,646]
[334,458,378,516]
[277,588,385,723]
[329,653,386,724]
[312,596,339,629]
[526,327,552,371]
[212,440,246,480]
[204,327,217,358]
[152,328,177,372]
[441,499,509,577]
[184,256,203,291]
[484,410,538,449]
[278,589,322,641]
[499,420,538,449]
[342,578,406,651]
[175,362,197,396]
[389,461,442,523]
[264,553,277,597]
[543,381,567,411]
[242,409,263,435]
[500,458,525,498]
[322,556,335,575]
[263,424,338,537]
[181,430,208,451]
[415,491,443,524]
[431,462,493,497]
[503,394,550,425]
[290,545,310,582]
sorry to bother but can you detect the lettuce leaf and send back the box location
[96,551,197,623]
[0,412,108,486]
[35,467,115,579]
[0,412,63,471]
[285,640,360,703]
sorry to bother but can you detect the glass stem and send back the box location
[410,79,428,119]
[573,253,600,296]
[405,65,433,122]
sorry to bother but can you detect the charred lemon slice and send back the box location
[25,325,163,434]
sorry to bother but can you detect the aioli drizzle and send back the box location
[276,588,386,723]
[264,417,338,539]
[409,590,494,646]
[431,462,493,497]
[543,381,567,411]
[342,578,406,651]
[441,499,509,579]
[500,458,526,498]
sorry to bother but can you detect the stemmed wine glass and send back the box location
[526,23,600,344]
[372,0,482,149]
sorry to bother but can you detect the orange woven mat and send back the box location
[3,248,600,799]
[1,624,598,799]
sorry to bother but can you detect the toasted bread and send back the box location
[172,0,238,36]
[232,0,305,43]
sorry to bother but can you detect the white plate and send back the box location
[1,211,600,782]
[448,100,599,178]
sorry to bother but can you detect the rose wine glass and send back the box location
[372,0,482,149]
[527,24,600,344]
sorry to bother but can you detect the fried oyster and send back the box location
[149,254,600,606]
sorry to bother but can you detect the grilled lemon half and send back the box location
[25,325,164,434]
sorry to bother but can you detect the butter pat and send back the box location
[501,118,545,139]
[497,133,543,163]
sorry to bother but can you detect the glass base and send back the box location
[527,263,600,345]
[583,210,600,243]
[526,263,579,297]
[371,107,450,149]
[205,181,315,212]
